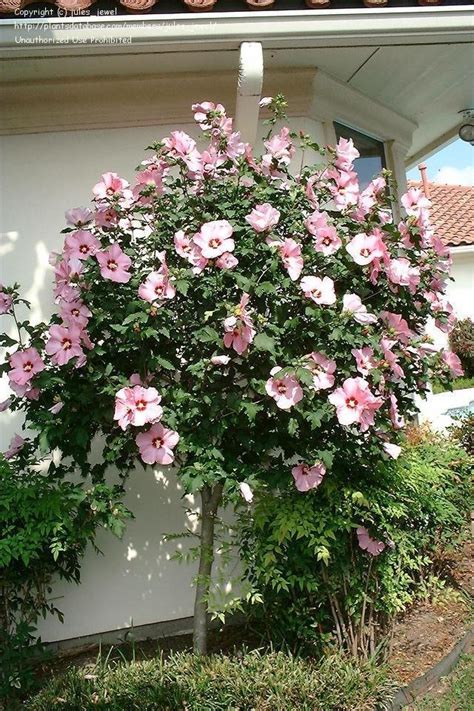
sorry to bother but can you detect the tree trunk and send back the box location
[193,483,224,655]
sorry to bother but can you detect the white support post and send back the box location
[235,42,264,146]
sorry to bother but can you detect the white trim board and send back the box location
[0,8,472,57]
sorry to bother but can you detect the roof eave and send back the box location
[0,7,472,57]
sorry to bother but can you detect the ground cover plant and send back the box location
[0,95,463,669]
[27,648,397,711]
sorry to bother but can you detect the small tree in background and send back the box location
[0,97,462,654]
[449,317,474,378]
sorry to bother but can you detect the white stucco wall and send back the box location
[0,117,326,643]
[448,251,474,321]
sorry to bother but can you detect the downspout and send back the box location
[235,42,264,145]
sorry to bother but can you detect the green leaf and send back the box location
[175,279,190,296]
[155,356,174,371]
[254,333,276,353]
[196,326,219,343]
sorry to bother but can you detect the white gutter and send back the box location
[0,8,472,56]
[235,42,263,146]
[450,245,474,256]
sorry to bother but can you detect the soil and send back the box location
[388,540,474,686]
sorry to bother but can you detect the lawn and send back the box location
[410,654,474,710]
[432,376,474,394]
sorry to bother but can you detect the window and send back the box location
[333,122,386,190]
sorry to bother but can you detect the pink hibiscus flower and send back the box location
[162,131,201,174]
[45,324,84,366]
[175,231,209,273]
[351,347,375,376]
[305,352,336,390]
[292,462,326,493]
[334,137,359,172]
[300,276,336,305]
[9,381,40,400]
[114,386,163,431]
[64,230,101,261]
[138,271,176,304]
[313,226,342,256]
[356,527,386,556]
[380,338,405,382]
[279,239,304,281]
[193,220,234,260]
[0,286,13,314]
[346,232,384,266]
[328,377,382,428]
[4,433,26,460]
[53,257,83,302]
[381,311,412,345]
[8,347,45,386]
[96,244,132,283]
[223,318,255,355]
[216,252,238,270]
[304,210,329,236]
[389,393,405,430]
[93,172,129,201]
[386,258,420,292]
[65,207,93,227]
[245,203,280,233]
[174,230,193,259]
[136,423,179,465]
[328,169,360,210]
[265,366,303,410]
[263,126,295,165]
[401,188,431,217]
[60,300,92,329]
[342,294,377,325]
[223,293,256,355]
[441,350,464,378]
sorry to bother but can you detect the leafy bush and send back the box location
[0,456,130,704]
[450,317,474,377]
[449,413,474,456]
[237,436,473,658]
[28,649,396,710]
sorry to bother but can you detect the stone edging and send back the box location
[386,626,473,710]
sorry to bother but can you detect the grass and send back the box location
[410,654,474,710]
[27,649,397,710]
[431,376,474,394]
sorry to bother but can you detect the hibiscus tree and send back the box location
[0,97,462,655]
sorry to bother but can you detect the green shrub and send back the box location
[449,413,474,456]
[450,318,474,377]
[237,436,473,659]
[431,375,474,393]
[28,649,396,710]
[0,456,130,705]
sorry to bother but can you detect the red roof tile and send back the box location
[408,181,474,248]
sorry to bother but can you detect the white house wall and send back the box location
[449,252,474,322]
